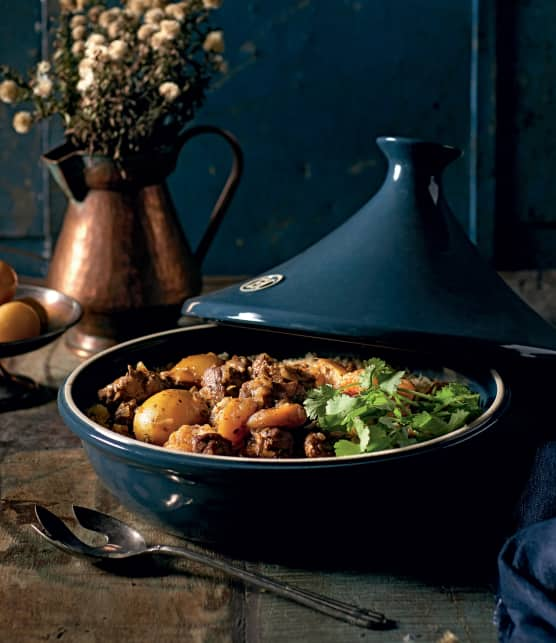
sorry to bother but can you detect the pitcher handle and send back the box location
[177,125,243,265]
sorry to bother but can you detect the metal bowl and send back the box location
[0,284,83,358]
[57,323,516,566]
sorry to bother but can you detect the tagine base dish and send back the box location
[57,323,524,572]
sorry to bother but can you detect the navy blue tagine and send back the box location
[184,136,556,355]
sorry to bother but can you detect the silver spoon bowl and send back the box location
[32,504,395,631]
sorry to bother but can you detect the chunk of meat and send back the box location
[161,352,224,386]
[239,353,316,406]
[307,358,348,387]
[250,353,274,379]
[285,356,348,388]
[200,365,226,404]
[200,355,252,405]
[199,366,226,405]
[246,403,307,431]
[164,424,233,456]
[114,399,137,427]
[304,432,335,458]
[243,427,294,458]
[221,355,251,391]
[274,362,316,401]
[239,376,274,407]
[98,362,167,405]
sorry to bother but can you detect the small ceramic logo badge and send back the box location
[239,274,285,293]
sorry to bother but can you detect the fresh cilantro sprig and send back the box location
[303,359,482,457]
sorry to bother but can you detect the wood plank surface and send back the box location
[0,445,500,643]
[0,319,501,642]
[0,449,236,643]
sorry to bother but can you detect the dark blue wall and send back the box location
[496,2,556,269]
[2,1,544,278]
[176,0,473,275]
[0,2,46,260]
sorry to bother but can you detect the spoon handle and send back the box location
[153,545,395,630]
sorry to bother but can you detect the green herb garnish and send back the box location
[303,359,482,456]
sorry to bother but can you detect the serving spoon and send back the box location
[31,504,396,631]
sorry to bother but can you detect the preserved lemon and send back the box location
[17,296,48,332]
[0,301,41,342]
[133,389,209,446]
[0,260,18,305]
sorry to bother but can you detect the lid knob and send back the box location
[376,136,462,178]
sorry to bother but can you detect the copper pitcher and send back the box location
[43,125,243,357]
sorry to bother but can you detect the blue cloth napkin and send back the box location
[497,517,556,642]
[496,440,556,642]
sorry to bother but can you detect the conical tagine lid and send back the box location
[183,137,556,356]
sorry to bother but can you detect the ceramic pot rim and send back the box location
[60,324,508,471]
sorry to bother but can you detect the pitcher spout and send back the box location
[42,142,89,202]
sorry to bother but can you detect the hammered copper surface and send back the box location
[44,126,243,355]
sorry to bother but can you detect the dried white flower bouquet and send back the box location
[0,0,225,159]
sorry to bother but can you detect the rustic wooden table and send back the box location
[0,313,501,643]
